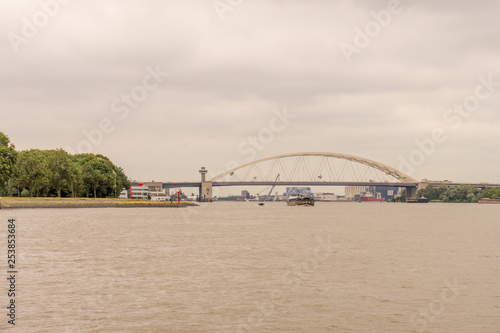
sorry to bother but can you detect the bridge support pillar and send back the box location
[199,167,213,202]
[406,186,417,200]
[200,181,213,202]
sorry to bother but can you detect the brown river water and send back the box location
[0,202,499,332]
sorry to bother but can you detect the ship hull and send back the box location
[287,197,315,206]
[360,197,384,202]
[478,198,500,204]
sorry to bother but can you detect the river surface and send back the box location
[1,202,499,332]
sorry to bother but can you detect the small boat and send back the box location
[287,196,315,206]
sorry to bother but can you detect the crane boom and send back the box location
[261,174,280,202]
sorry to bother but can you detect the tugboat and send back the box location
[287,196,315,206]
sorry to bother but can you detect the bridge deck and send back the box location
[163,181,418,188]
[162,181,500,189]
[213,181,417,187]
[424,182,500,188]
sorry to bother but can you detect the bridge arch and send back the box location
[210,152,417,183]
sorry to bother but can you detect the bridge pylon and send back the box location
[406,186,418,200]
[199,167,213,202]
[406,182,430,200]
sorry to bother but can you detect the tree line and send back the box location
[0,131,130,198]
[416,184,500,203]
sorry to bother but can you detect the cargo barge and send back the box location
[478,197,500,204]
[406,197,429,203]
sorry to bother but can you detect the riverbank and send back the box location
[0,197,198,209]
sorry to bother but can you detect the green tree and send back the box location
[79,155,108,198]
[417,184,448,201]
[46,149,78,197]
[5,175,21,197]
[392,188,406,202]
[2,141,129,198]
[0,132,18,194]
[116,166,130,195]
[480,187,500,199]
[16,149,49,197]
[75,154,129,198]
[418,184,480,203]
[69,163,83,198]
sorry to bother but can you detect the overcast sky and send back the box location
[1,0,499,188]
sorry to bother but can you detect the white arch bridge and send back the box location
[164,152,500,201]
[164,152,425,201]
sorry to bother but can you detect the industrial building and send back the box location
[345,185,401,201]
[118,181,169,200]
[285,187,312,196]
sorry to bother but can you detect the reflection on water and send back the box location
[2,202,499,332]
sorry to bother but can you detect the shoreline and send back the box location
[0,197,198,209]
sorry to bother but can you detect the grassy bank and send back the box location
[0,197,198,209]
